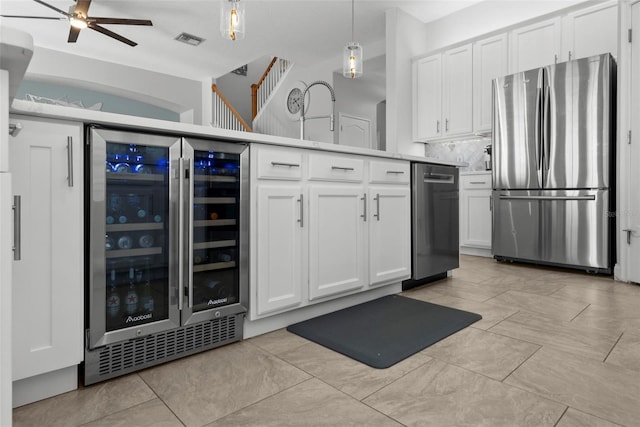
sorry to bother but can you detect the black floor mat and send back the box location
[287,294,482,369]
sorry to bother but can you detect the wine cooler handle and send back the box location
[12,195,21,261]
[67,136,74,187]
[187,157,194,309]
[178,158,185,311]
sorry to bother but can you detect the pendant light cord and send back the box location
[351,0,355,41]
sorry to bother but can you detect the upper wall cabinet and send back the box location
[509,17,562,73]
[562,0,618,61]
[413,44,472,141]
[473,33,508,132]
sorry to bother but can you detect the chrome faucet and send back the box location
[300,80,336,140]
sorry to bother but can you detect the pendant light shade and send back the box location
[220,0,245,41]
[343,0,362,78]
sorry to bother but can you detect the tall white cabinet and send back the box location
[9,115,84,407]
[473,33,508,132]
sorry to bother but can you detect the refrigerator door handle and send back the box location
[186,157,194,309]
[543,85,551,171]
[535,87,542,171]
[498,195,596,201]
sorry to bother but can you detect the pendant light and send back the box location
[343,0,363,79]
[220,0,245,41]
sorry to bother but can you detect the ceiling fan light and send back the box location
[220,0,245,41]
[343,42,363,79]
[69,16,88,29]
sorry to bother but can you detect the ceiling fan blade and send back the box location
[68,25,81,43]
[88,17,152,26]
[0,15,65,20]
[73,0,92,17]
[32,0,71,17]
[88,23,137,46]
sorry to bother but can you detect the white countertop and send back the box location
[10,100,465,167]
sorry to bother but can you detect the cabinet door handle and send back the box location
[445,119,449,132]
[568,51,572,61]
[386,170,405,175]
[331,166,355,171]
[436,120,440,133]
[470,181,486,185]
[297,194,304,228]
[13,195,21,261]
[374,193,380,221]
[67,136,74,187]
[361,194,367,222]
[271,161,300,168]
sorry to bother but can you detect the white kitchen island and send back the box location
[8,100,462,404]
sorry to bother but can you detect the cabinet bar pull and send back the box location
[445,119,449,132]
[361,194,367,221]
[436,120,440,133]
[470,181,486,185]
[297,194,304,227]
[67,136,74,187]
[374,193,380,221]
[13,195,21,261]
[271,161,300,168]
[331,166,355,171]
[386,170,405,175]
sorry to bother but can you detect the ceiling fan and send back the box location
[1,0,152,46]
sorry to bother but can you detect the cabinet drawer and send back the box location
[461,174,491,189]
[308,153,364,182]
[256,147,303,180]
[369,160,410,184]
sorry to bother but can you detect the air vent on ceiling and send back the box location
[174,32,205,46]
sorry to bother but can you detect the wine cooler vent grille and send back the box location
[85,313,242,385]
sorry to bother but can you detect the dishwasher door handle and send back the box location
[424,173,454,184]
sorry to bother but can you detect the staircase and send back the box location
[210,57,292,133]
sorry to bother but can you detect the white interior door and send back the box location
[339,113,371,149]
[629,2,640,283]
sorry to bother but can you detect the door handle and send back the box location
[297,194,304,228]
[623,229,633,245]
[186,157,194,309]
[331,166,355,171]
[67,136,74,187]
[373,193,380,221]
[498,195,595,201]
[436,120,440,133]
[360,194,367,222]
[445,118,449,132]
[271,162,300,168]
[12,195,21,261]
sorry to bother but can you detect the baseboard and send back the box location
[13,365,78,408]
[460,246,492,258]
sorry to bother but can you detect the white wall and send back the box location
[385,8,429,156]
[25,47,207,124]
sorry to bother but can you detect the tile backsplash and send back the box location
[425,137,491,171]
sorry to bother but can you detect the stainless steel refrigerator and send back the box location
[492,53,615,273]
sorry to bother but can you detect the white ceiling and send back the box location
[0,0,481,80]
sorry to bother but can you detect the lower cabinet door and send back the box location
[308,185,366,300]
[369,187,411,285]
[255,185,305,315]
[10,116,84,380]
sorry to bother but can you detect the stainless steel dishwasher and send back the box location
[405,163,459,288]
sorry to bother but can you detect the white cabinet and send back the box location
[308,185,366,300]
[413,44,472,141]
[9,116,83,387]
[413,54,442,140]
[509,17,562,72]
[250,145,411,320]
[255,185,305,316]
[443,44,474,136]
[460,173,492,256]
[562,0,618,61]
[473,33,509,132]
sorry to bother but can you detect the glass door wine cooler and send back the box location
[85,127,248,385]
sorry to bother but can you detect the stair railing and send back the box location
[251,57,291,120]
[211,84,252,132]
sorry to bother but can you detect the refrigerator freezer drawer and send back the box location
[492,189,610,271]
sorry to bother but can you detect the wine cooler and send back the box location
[84,127,248,385]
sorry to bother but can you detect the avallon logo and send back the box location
[126,313,152,323]
[208,297,228,306]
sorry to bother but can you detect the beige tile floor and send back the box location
[13,255,640,426]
